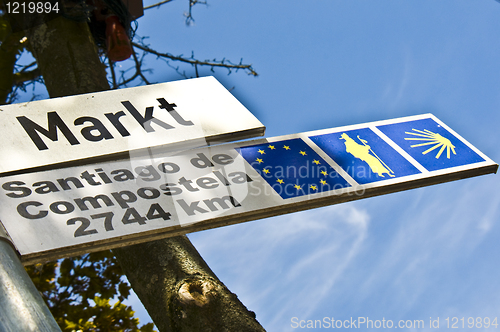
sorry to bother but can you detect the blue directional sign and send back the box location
[377,118,485,172]
[0,113,496,264]
[309,128,421,184]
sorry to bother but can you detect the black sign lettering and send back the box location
[104,111,130,137]
[17,201,48,219]
[121,101,174,132]
[74,195,115,211]
[17,112,80,151]
[203,196,240,212]
[2,181,31,198]
[157,98,194,126]
[74,117,114,142]
[176,199,209,216]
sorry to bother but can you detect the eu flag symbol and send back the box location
[377,118,485,172]
[239,138,351,199]
[310,128,421,184]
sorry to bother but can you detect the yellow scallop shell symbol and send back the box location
[404,129,456,159]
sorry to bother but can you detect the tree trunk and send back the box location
[114,236,265,332]
[25,15,265,332]
[0,30,23,104]
[25,17,109,97]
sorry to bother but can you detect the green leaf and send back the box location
[25,250,155,331]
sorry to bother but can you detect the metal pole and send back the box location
[0,223,61,332]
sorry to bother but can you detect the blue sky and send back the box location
[127,1,500,330]
[19,0,500,330]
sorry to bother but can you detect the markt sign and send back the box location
[0,76,264,176]
[0,114,496,265]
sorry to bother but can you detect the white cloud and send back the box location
[189,203,370,330]
[351,178,500,319]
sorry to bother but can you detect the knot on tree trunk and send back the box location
[170,275,265,332]
[177,277,215,307]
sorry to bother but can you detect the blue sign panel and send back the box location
[239,138,351,199]
[377,118,485,172]
[0,113,496,264]
[310,128,421,184]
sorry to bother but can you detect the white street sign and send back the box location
[0,114,496,265]
[0,76,264,176]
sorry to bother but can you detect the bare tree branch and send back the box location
[111,47,152,88]
[144,0,174,11]
[131,41,258,77]
[13,68,41,85]
[144,0,205,26]
[2,0,258,102]
[184,0,207,25]
[108,58,118,89]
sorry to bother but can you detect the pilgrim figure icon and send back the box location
[340,133,395,178]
